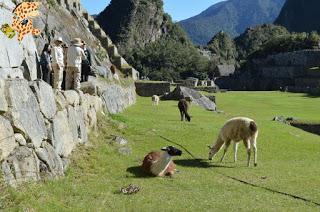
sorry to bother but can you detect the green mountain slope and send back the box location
[179,0,285,45]
[96,0,210,81]
[275,0,320,32]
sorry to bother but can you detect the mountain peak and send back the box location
[96,0,167,55]
[275,0,320,32]
[179,0,285,45]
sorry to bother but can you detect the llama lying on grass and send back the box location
[142,146,182,177]
[152,95,160,106]
[178,98,191,122]
[208,117,259,167]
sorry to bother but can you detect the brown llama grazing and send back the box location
[142,146,182,177]
[178,98,191,122]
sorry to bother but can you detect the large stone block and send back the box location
[2,146,40,187]
[163,86,216,111]
[21,35,39,81]
[80,81,98,95]
[5,79,47,148]
[52,110,75,157]
[35,142,64,177]
[67,106,88,144]
[55,91,68,111]
[0,68,24,80]
[85,78,136,114]
[0,116,17,161]
[63,90,80,106]
[87,106,97,130]
[0,79,8,113]
[30,80,57,120]
[100,84,128,114]
[14,133,26,146]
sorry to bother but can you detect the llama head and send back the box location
[185,96,192,102]
[161,146,182,156]
[207,145,215,160]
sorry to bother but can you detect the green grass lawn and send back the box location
[1,91,320,211]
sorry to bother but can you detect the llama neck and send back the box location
[214,136,225,152]
[150,152,172,176]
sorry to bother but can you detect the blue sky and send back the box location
[80,0,223,21]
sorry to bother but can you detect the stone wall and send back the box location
[216,50,320,91]
[0,0,137,187]
[0,77,136,187]
[135,82,170,97]
[0,79,102,186]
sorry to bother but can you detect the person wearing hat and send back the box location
[66,38,86,90]
[51,37,65,90]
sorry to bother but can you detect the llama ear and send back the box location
[161,147,167,151]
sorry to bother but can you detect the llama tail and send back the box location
[249,121,258,133]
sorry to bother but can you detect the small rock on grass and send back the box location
[120,184,140,195]
[114,136,128,146]
[118,146,132,155]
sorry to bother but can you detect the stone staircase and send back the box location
[82,11,139,80]
[53,0,139,80]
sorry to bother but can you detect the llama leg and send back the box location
[233,142,239,163]
[243,139,251,167]
[165,161,176,176]
[251,135,258,167]
[220,139,231,162]
[180,110,184,121]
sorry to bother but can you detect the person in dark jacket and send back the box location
[40,43,52,85]
[81,41,92,82]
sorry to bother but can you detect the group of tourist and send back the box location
[40,37,93,91]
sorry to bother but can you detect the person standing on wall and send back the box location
[40,43,52,85]
[61,43,69,90]
[81,41,92,82]
[51,37,65,91]
[66,38,86,91]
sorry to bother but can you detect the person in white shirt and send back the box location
[51,37,65,90]
[66,38,86,90]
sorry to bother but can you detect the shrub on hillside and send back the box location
[126,36,210,81]
[250,31,320,59]
[235,24,290,60]
[206,31,237,64]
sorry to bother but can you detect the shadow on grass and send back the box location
[302,93,320,98]
[174,159,234,169]
[126,166,154,178]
